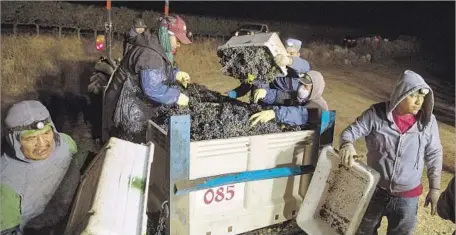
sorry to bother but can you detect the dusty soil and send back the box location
[189,61,455,235]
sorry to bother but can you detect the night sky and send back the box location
[73,1,455,70]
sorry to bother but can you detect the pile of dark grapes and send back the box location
[151,84,306,141]
[217,46,280,83]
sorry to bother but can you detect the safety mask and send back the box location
[297,85,310,103]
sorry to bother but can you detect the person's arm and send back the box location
[0,183,21,233]
[273,106,309,126]
[232,83,252,98]
[424,115,444,193]
[136,51,180,105]
[271,77,300,91]
[339,107,375,147]
[437,176,455,223]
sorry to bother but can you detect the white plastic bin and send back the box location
[146,120,317,235]
[296,146,380,235]
[64,137,155,235]
[218,32,289,76]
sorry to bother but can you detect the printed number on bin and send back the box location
[203,185,235,205]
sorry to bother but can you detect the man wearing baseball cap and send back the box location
[249,70,328,127]
[123,18,148,56]
[102,14,193,143]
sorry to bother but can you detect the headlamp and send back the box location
[9,118,51,132]
[419,88,430,95]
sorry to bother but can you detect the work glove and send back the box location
[226,90,237,99]
[245,73,256,85]
[249,110,276,128]
[176,71,191,88]
[274,54,293,67]
[176,93,189,106]
[424,188,440,215]
[339,143,358,167]
[253,89,267,103]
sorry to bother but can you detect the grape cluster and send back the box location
[217,46,279,83]
[152,84,306,141]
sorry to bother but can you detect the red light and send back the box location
[96,35,105,51]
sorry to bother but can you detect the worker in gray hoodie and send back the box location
[339,70,443,235]
[0,100,80,235]
[249,70,328,127]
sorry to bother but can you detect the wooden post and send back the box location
[58,26,62,38]
[36,24,39,36]
[77,28,81,40]
[13,23,17,35]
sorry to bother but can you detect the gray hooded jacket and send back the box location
[0,101,76,232]
[340,70,443,193]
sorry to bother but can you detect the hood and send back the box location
[127,30,170,64]
[3,100,61,163]
[126,27,138,40]
[387,70,434,127]
[307,70,326,101]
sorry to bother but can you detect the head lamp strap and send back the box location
[9,118,52,133]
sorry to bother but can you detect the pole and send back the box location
[106,0,112,61]
[164,0,169,17]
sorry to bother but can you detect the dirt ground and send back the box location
[186,61,455,235]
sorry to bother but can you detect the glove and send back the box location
[249,110,276,128]
[176,93,189,106]
[226,90,237,99]
[253,89,267,103]
[424,189,440,215]
[246,73,256,85]
[176,71,191,88]
[339,143,358,167]
[274,54,293,67]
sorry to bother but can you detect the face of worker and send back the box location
[135,27,146,34]
[297,84,312,103]
[20,125,55,160]
[287,47,300,57]
[395,90,427,115]
[169,35,180,55]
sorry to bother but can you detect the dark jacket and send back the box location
[122,28,138,57]
[437,176,455,224]
[102,30,179,143]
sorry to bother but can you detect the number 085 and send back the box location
[203,185,235,205]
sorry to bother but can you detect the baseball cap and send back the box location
[286,38,302,50]
[161,15,192,44]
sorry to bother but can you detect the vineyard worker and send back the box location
[102,14,192,143]
[339,70,443,235]
[437,176,455,235]
[225,38,310,99]
[1,100,81,235]
[123,18,148,56]
[249,70,328,127]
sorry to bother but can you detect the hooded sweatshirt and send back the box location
[123,27,139,56]
[0,101,77,233]
[262,70,329,125]
[340,70,443,193]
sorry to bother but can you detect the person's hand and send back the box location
[339,143,358,167]
[246,73,256,85]
[176,71,191,88]
[424,189,440,215]
[249,110,276,128]
[274,54,293,67]
[253,89,267,103]
[225,90,237,99]
[177,93,189,106]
